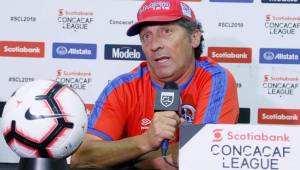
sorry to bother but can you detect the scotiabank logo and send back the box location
[208,47,252,63]
[212,128,290,142]
[212,129,223,142]
[104,44,145,61]
[260,48,300,64]
[258,108,300,125]
[0,41,45,58]
[227,131,289,142]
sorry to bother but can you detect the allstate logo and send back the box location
[212,129,223,142]
[263,51,275,61]
[56,46,68,56]
[52,43,97,59]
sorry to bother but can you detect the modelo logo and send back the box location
[104,44,145,61]
[260,48,300,64]
[52,42,97,59]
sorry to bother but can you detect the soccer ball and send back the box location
[1,79,87,158]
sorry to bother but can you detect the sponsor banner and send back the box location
[180,124,300,170]
[262,0,300,3]
[0,41,45,58]
[57,9,94,32]
[208,47,252,63]
[210,0,253,2]
[104,44,146,61]
[55,69,92,90]
[260,48,300,64]
[258,108,300,124]
[264,14,300,36]
[52,43,97,59]
[262,74,299,97]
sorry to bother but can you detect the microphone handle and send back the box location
[161,139,169,156]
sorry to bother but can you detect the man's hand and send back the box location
[141,111,184,153]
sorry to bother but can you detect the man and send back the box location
[71,0,239,169]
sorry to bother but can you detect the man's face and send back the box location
[139,23,199,83]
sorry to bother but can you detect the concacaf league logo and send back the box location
[57,9,94,32]
[160,92,174,107]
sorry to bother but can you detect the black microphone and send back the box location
[154,82,180,157]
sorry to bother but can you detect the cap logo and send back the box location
[138,1,171,16]
[180,3,192,18]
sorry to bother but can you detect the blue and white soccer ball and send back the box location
[1,79,87,158]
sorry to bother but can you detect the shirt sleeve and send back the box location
[194,63,239,124]
[87,83,128,141]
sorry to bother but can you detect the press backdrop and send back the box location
[1,0,300,163]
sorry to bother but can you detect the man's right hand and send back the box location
[141,111,184,152]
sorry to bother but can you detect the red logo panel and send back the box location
[0,41,45,58]
[258,108,300,125]
[208,47,252,63]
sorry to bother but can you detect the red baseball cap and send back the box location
[127,0,196,36]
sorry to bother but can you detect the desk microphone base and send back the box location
[18,158,68,170]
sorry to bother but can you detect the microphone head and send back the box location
[163,81,178,90]
[155,82,180,112]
